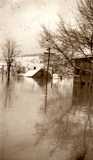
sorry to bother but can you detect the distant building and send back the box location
[15,54,44,71]
[0,53,44,73]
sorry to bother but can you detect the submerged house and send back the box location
[72,56,93,107]
[24,66,52,80]
[73,56,93,84]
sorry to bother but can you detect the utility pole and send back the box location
[44,47,51,113]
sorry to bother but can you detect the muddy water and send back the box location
[0,76,93,160]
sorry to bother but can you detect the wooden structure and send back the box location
[32,68,52,80]
[73,56,93,83]
[23,67,51,80]
[72,56,93,106]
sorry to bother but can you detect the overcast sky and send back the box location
[0,0,78,55]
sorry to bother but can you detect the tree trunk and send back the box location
[7,64,11,82]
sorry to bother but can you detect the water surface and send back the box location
[0,76,93,160]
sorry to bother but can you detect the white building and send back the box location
[0,53,44,72]
[16,54,43,71]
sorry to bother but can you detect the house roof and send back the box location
[72,55,93,60]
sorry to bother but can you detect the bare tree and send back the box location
[40,0,93,76]
[39,26,72,77]
[55,0,93,59]
[2,39,19,82]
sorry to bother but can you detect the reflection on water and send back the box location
[72,77,93,108]
[0,76,45,160]
[34,77,93,160]
[0,76,93,160]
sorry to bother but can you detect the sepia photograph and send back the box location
[0,0,93,160]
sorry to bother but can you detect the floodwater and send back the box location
[0,76,93,160]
